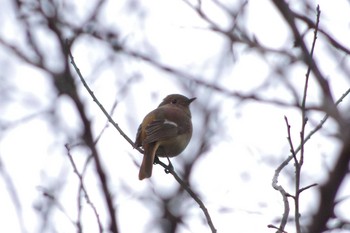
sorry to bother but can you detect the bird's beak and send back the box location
[189,97,196,104]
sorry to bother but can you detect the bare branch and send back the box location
[271,1,341,122]
[67,45,217,233]
[65,144,103,233]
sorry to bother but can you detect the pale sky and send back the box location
[1,0,350,233]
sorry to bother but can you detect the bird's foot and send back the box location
[164,156,174,174]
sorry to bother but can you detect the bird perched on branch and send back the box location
[135,94,195,180]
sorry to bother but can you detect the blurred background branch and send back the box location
[1,0,350,232]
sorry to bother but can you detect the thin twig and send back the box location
[65,144,103,233]
[267,224,289,233]
[66,41,136,149]
[121,47,300,108]
[270,6,350,233]
[284,116,297,164]
[67,44,217,233]
[293,6,321,233]
[299,183,318,194]
[63,42,118,233]
[0,157,27,233]
[271,1,339,123]
[156,159,217,233]
[271,84,350,231]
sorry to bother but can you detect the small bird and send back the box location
[135,94,196,180]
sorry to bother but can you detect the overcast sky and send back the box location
[1,0,350,233]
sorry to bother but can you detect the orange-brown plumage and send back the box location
[135,94,195,180]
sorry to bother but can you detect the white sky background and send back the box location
[1,0,350,233]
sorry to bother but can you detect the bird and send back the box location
[135,94,195,180]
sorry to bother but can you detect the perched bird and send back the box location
[135,94,195,180]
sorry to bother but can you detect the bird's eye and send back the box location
[171,99,177,104]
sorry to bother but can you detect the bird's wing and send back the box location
[143,119,178,144]
[134,124,143,147]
